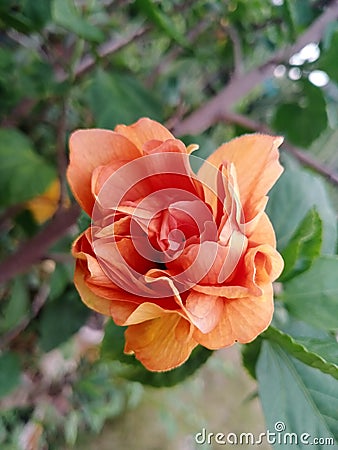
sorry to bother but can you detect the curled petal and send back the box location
[124,313,198,371]
[192,284,252,298]
[115,117,175,150]
[199,134,283,222]
[92,149,204,214]
[185,291,223,334]
[67,130,141,215]
[193,284,274,349]
[168,237,247,287]
[248,212,277,247]
[74,261,113,316]
[123,302,177,325]
[243,244,284,288]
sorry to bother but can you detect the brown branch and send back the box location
[0,204,24,232]
[45,252,74,264]
[220,110,338,186]
[2,27,149,128]
[173,1,338,136]
[56,26,150,82]
[222,23,244,77]
[0,204,80,285]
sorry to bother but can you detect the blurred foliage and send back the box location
[0,0,338,448]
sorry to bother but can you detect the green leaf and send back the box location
[284,0,314,33]
[279,208,322,282]
[77,210,91,234]
[0,277,29,334]
[266,158,337,254]
[241,337,262,380]
[257,341,338,445]
[318,30,338,84]
[283,256,338,331]
[100,320,133,365]
[22,0,52,30]
[85,69,163,129]
[271,82,328,147]
[135,0,190,49]
[262,326,338,380]
[0,129,55,207]
[49,263,74,301]
[0,5,35,33]
[39,289,90,352]
[52,0,104,43]
[64,411,79,447]
[101,319,213,387]
[0,352,21,398]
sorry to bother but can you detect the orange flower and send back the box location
[26,179,69,224]
[67,118,284,372]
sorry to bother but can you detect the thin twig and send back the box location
[56,101,68,207]
[173,1,338,136]
[0,204,24,232]
[222,23,244,77]
[0,204,80,285]
[220,110,338,186]
[56,26,150,82]
[2,27,150,128]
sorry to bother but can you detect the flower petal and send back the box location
[185,291,223,334]
[124,313,198,371]
[114,117,175,150]
[74,261,112,316]
[73,231,146,304]
[248,212,276,247]
[198,134,283,221]
[193,283,274,349]
[67,129,141,215]
[168,238,246,287]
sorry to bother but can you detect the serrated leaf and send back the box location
[271,82,328,147]
[0,352,21,398]
[283,256,338,331]
[279,208,322,282]
[0,129,56,207]
[262,326,338,380]
[85,69,163,129]
[266,159,337,254]
[257,341,338,445]
[39,289,90,351]
[101,319,212,387]
[52,0,104,43]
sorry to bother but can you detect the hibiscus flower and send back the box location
[67,118,284,371]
